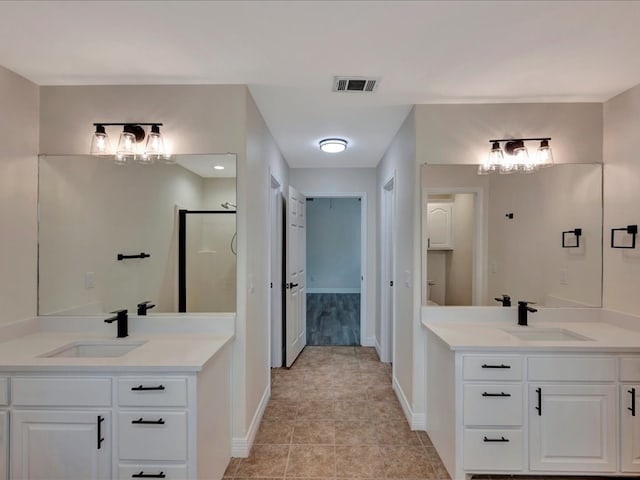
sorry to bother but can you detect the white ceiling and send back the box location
[1,1,640,168]
[176,154,237,178]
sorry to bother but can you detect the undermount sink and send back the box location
[502,327,594,342]
[42,340,147,358]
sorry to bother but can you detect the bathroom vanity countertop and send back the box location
[422,319,640,352]
[0,331,234,372]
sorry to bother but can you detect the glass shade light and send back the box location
[319,138,348,153]
[536,139,554,167]
[144,124,164,161]
[479,141,503,174]
[116,125,137,164]
[89,125,111,156]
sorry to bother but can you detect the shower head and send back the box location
[221,202,237,210]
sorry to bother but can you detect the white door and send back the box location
[11,410,111,480]
[426,203,453,250]
[529,384,616,472]
[285,185,306,367]
[0,411,7,480]
[381,178,395,363]
[621,384,640,472]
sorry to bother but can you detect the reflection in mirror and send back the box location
[422,164,602,307]
[38,154,236,315]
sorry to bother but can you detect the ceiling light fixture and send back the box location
[213,165,225,170]
[478,137,554,175]
[319,138,348,153]
[90,123,171,165]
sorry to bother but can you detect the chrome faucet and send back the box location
[517,301,537,326]
[494,294,511,307]
[104,309,128,338]
[137,301,155,316]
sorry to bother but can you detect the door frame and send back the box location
[301,191,368,347]
[268,172,284,368]
[380,175,396,363]
[422,187,486,306]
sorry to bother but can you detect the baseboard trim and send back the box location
[392,375,425,430]
[231,383,270,457]
[361,336,376,347]
[374,339,382,360]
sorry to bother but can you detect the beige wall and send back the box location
[446,193,474,305]
[377,108,422,415]
[0,65,39,324]
[603,82,640,315]
[289,168,377,343]
[415,103,603,166]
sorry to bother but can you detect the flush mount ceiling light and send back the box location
[90,123,172,165]
[478,137,554,175]
[213,165,225,170]
[319,138,348,153]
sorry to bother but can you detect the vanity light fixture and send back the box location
[90,123,171,165]
[319,138,348,153]
[478,137,553,175]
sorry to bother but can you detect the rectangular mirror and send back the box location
[38,153,236,315]
[422,163,602,307]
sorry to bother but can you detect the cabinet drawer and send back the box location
[463,356,522,381]
[463,428,524,471]
[620,357,640,381]
[0,377,7,405]
[119,377,187,407]
[528,356,616,382]
[463,384,523,426]
[12,377,111,406]
[118,464,187,479]
[118,411,187,461]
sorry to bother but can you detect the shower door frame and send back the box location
[178,209,236,312]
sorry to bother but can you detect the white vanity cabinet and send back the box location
[1,377,8,480]
[621,357,640,473]
[426,203,453,250]
[425,330,640,479]
[528,356,617,473]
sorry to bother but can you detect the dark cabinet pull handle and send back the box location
[482,392,511,397]
[131,417,165,425]
[97,415,105,449]
[630,388,637,417]
[481,364,511,369]
[483,436,509,443]
[131,385,165,391]
[132,472,166,479]
[535,387,542,416]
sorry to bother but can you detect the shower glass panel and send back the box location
[179,210,237,312]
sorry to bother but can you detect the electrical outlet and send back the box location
[85,272,95,289]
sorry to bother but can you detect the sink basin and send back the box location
[42,340,146,358]
[502,328,594,342]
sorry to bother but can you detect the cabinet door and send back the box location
[622,384,640,472]
[426,203,453,250]
[0,411,7,480]
[11,410,111,480]
[529,384,616,472]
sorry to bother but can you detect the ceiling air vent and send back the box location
[333,76,379,93]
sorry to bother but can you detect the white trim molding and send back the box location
[392,375,426,430]
[231,383,270,457]
[360,336,376,347]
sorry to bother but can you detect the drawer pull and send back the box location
[97,415,105,450]
[481,364,511,369]
[535,387,542,416]
[131,384,165,391]
[131,417,165,425]
[481,392,511,397]
[483,436,509,443]
[132,472,166,479]
[630,388,637,417]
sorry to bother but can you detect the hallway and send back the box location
[224,346,450,479]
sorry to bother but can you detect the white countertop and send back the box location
[422,319,640,352]
[0,331,233,372]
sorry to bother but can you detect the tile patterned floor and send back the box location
[306,294,360,346]
[223,346,450,479]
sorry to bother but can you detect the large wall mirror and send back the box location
[38,154,237,315]
[421,163,602,307]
